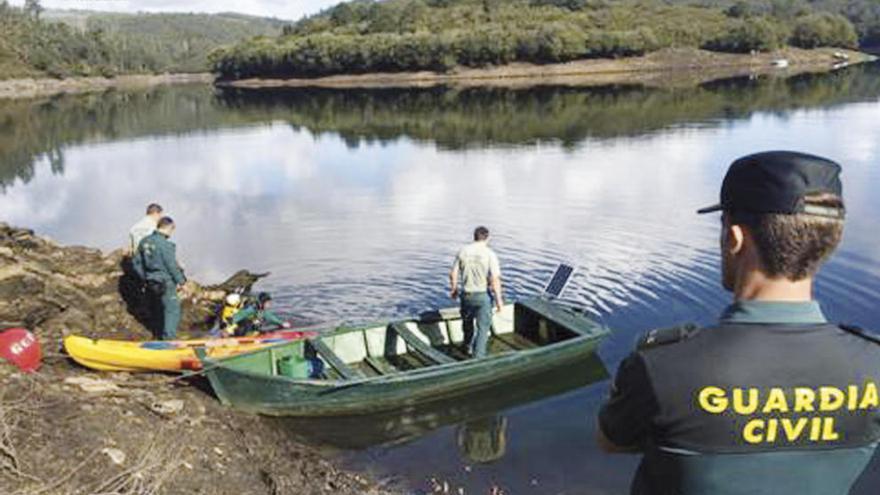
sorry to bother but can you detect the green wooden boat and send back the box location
[198,298,609,417]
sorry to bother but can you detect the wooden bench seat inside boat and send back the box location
[308,339,364,380]
[390,322,456,365]
[301,301,585,381]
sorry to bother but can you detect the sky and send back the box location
[8,0,342,21]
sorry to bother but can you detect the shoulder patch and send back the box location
[637,323,701,351]
[840,324,880,346]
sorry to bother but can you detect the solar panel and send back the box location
[542,263,575,299]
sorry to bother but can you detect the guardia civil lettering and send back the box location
[697,383,880,444]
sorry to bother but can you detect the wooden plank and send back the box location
[494,333,539,351]
[364,356,398,376]
[487,338,511,356]
[439,344,469,361]
[309,339,363,380]
[355,361,382,378]
[386,353,424,371]
[391,323,456,365]
[489,335,518,352]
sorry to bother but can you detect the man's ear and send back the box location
[727,224,745,256]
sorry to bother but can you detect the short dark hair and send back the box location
[157,216,175,229]
[474,226,490,241]
[727,194,844,281]
[146,203,163,215]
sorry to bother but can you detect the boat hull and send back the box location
[207,333,604,416]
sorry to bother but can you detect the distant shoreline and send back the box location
[0,48,875,100]
[0,73,213,100]
[219,48,877,90]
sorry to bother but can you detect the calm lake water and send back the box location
[2,64,880,494]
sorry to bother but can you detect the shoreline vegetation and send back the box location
[220,47,876,89]
[2,0,879,98]
[210,0,879,83]
[0,47,875,100]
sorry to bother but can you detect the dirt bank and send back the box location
[221,47,876,90]
[0,223,394,495]
[0,73,213,100]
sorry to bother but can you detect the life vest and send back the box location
[220,301,244,325]
[221,299,265,337]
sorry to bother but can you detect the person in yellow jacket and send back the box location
[216,292,289,337]
[220,293,245,325]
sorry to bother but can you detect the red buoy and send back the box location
[0,328,42,373]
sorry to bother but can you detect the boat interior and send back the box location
[226,300,592,380]
[250,299,589,381]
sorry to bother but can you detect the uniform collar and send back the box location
[720,300,827,325]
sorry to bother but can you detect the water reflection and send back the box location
[1,65,880,494]
[4,64,880,191]
[457,416,508,465]
[218,64,880,149]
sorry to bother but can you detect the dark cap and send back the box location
[697,151,845,218]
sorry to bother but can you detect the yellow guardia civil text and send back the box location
[697,382,880,444]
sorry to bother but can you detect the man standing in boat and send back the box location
[450,226,504,358]
[596,151,880,495]
[133,217,187,340]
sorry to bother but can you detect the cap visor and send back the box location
[697,204,723,214]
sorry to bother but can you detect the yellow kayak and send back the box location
[63,330,315,372]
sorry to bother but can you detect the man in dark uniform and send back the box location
[133,217,186,340]
[597,151,880,495]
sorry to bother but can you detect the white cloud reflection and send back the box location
[2,98,879,327]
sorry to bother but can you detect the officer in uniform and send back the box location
[597,151,880,495]
[133,217,186,340]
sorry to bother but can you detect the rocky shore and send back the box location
[0,223,394,495]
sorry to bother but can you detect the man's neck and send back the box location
[734,271,813,302]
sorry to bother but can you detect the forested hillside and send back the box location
[682,0,880,45]
[212,0,872,80]
[0,1,284,79]
[47,11,287,73]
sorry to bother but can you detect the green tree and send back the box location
[706,17,783,52]
[791,13,859,48]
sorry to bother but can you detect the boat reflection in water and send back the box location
[273,353,606,451]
